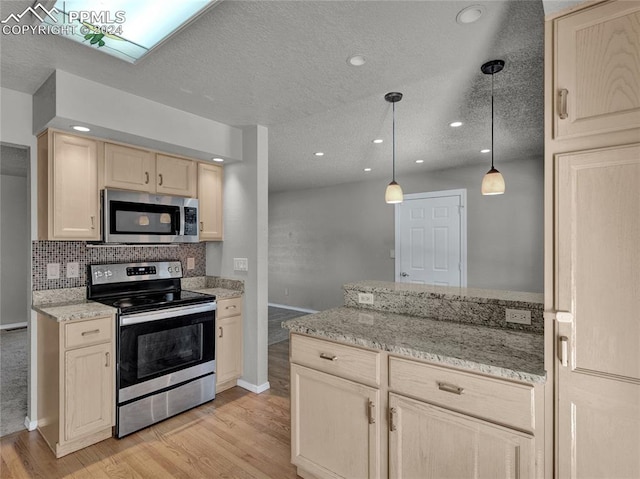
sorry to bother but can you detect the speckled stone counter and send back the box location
[283,307,545,383]
[344,280,544,333]
[182,276,244,293]
[33,301,116,322]
[187,287,243,299]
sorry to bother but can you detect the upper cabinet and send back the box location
[553,1,640,140]
[38,130,101,241]
[197,162,223,241]
[104,145,197,197]
[104,143,155,192]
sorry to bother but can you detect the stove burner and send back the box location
[112,297,157,309]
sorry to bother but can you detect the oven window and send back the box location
[137,323,203,379]
[110,201,180,235]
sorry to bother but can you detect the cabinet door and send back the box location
[104,143,155,193]
[389,393,534,479]
[291,364,380,479]
[197,162,223,241]
[554,1,640,139]
[156,154,197,197]
[216,314,243,387]
[51,133,100,240]
[555,144,640,478]
[64,342,113,442]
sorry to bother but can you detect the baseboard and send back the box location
[268,303,317,314]
[1,322,28,331]
[24,416,37,431]
[237,379,270,394]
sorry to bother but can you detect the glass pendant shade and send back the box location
[385,181,404,203]
[481,167,505,195]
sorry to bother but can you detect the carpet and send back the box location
[0,327,28,437]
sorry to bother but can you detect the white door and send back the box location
[395,190,466,286]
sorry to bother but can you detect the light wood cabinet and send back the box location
[104,143,155,192]
[216,297,243,392]
[389,393,534,479]
[37,130,101,240]
[197,162,223,241]
[546,2,640,478]
[37,314,115,458]
[552,1,640,140]
[291,363,381,479]
[103,146,197,197]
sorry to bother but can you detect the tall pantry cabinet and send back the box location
[545,1,640,478]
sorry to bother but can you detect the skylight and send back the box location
[43,0,218,63]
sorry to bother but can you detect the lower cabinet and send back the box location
[37,314,115,458]
[389,393,534,479]
[290,333,541,479]
[215,297,243,392]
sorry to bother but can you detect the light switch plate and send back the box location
[233,258,248,272]
[47,263,60,280]
[66,262,79,278]
[187,257,195,270]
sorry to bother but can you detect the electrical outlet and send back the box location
[66,262,79,278]
[187,257,195,270]
[506,308,531,325]
[358,293,374,305]
[233,258,248,272]
[47,263,60,280]
[284,288,289,296]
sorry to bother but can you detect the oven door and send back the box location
[118,302,215,403]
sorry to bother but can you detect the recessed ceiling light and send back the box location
[450,121,463,127]
[416,159,425,164]
[480,149,491,153]
[212,158,224,162]
[372,139,384,144]
[364,168,372,172]
[314,152,324,157]
[347,54,366,66]
[72,125,91,132]
[456,5,485,25]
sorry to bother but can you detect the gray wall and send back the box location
[269,156,544,311]
[1,145,29,326]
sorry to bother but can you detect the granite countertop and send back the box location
[283,307,545,383]
[187,287,243,299]
[33,301,117,322]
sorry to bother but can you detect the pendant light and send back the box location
[480,60,506,195]
[385,92,404,204]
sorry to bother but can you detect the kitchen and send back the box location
[1,0,638,478]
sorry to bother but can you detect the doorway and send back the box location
[394,189,467,286]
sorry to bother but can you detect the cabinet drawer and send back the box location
[65,317,113,349]
[291,334,380,387]
[389,356,534,432]
[217,297,242,319]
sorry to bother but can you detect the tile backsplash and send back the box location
[32,241,206,290]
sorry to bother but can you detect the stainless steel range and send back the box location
[88,261,216,438]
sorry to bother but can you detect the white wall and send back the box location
[269,156,544,311]
[207,125,269,391]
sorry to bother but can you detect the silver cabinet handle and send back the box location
[105,352,110,367]
[226,305,237,310]
[558,89,569,120]
[200,221,204,232]
[158,173,163,186]
[437,382,463,395]
[90,215,95,230]
[368,400,375,424]
[81,329,100,336]
[219,326,223,338]
[145,171,149,184]
[319,353,337,361]
[389,407,397,432]
[559,336,569,367]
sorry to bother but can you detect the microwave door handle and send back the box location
[178,207,185,236]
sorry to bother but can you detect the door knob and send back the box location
[400,272,409,277]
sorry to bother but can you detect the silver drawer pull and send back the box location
[319,353,337,361]
[437,382,463,395]
[81,329,100,336]
[225,305,237,310]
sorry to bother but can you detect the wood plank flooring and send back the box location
[0,340,296,479]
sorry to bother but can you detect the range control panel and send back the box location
[90,261,182,285]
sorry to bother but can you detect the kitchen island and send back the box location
[283,281,546,479]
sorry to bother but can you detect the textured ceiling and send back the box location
[0,0,544,192]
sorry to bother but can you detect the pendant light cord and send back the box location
[392,101,396,182]
[491,72,495,170]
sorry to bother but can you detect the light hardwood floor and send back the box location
[0,340,297,479]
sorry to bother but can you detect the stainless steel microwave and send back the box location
[102,189,199,243]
